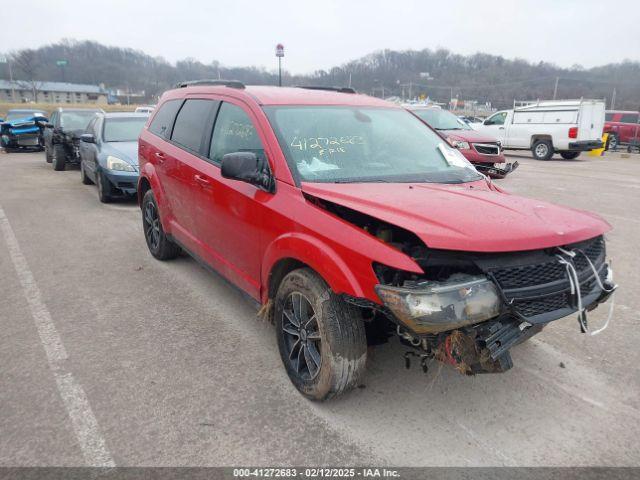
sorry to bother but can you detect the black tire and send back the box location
[607,134,618,151]
[80,161,93,185]
[275,268,367,401]
[142,189,180,260]
[560,151,580,160]
[45,145,53,163]
[52,144,67,171]
[96,171,113,203]
[531,140,554,160]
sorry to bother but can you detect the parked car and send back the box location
[603,110,639,151]
[0,109,48,152]
[408,106,517,178]
[138,81,615,401]
[475,99,605,160]
[135,105,155,114]
[43,107,104,170]
[79,112,149,202]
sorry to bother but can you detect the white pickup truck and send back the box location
[475,99,605,160]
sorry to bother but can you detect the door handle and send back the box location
[154,152,165,164]
[499,127,505,130]
[194,174,212,188]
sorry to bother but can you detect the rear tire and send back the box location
[52,144,66,171]
[532,140,554,160]
[142,189,180,260]
[560,151,580,160]
[275,268,367,401]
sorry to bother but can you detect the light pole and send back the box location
[275,44,284,87]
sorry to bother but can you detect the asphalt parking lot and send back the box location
[0,150,639,467]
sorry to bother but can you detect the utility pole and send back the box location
[275,44,284,87]
[553,77,559,100]
[611,88,616,110]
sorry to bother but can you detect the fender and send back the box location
[261,232,366,303]
[138,163,174,234]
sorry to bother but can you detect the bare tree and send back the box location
[11,49,42,101]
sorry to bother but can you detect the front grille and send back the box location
[487,236,606,321]
[473,143,500,155]
[491,236,604,291]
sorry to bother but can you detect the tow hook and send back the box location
[475,160,519,179]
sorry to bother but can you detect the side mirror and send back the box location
[221,151,273,192]
[80,133,95,144]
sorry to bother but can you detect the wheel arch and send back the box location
[530,135,553,148]
[261,233,366,305]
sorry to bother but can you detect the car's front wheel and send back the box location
[96,171,113,203]
[275,268,367,401]
[45,145,53,163]
[52,144,66,171]
[80,161,93,185]
[142,189,180,260]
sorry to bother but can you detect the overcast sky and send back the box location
[2,0,638,73]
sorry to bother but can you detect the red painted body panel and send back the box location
[138,86,611,309]
[604,111,640,144]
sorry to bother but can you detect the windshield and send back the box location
[411,108,470,131]
[60,111,98,130]
[6,111,46,122]
[103,117,147,142]
[264,106,481,184]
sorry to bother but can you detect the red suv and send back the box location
[138,81,616,400]
[604,110,640,150]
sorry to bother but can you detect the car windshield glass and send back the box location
[60,111,98,130]
[411,109,470,130]
[264,106,481,184]
[6,111,45,121]
[103,117,148,142]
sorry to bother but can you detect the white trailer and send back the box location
[475,99,605,160]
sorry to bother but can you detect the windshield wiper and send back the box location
[331,178,390,183]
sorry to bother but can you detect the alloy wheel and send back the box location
[281,292,322,380]
[144,201,161,251]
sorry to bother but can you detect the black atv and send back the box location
[43,108,104,171]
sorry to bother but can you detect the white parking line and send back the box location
[0,205,115,467]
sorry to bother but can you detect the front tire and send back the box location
[275,268,367,401]
[96,171,113,203]
[142,189,180,260]
[80,161,93,185]
[607,134,618,151]
[532,140,554,160]
[52,144,66,171]
[560,151,580,160]
[45,145,53,163]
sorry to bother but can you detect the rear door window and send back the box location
[620,113,639,124]
[171,99,217,154]
[209,103,265,164]
[149,99,182,140]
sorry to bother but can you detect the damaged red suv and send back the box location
[138,81,616,400]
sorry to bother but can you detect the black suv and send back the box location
[43,108,104,171]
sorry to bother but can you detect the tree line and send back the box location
[2,39,639,110]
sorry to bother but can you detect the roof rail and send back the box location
[295,85,357,94]
[175,79,245,89]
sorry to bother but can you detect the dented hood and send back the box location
[301,181,611,252]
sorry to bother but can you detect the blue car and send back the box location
[79,112,149,203]
[0,109,48,151]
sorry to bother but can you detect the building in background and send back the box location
[0,80,108,104]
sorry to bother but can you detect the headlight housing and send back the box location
[106,156,136,172]
[446,137,470,150]
[375,274,501,334]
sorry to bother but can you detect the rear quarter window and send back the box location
[149,99,182,139]
[170,99,217,153]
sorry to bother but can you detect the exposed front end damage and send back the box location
[352,225,616,375]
